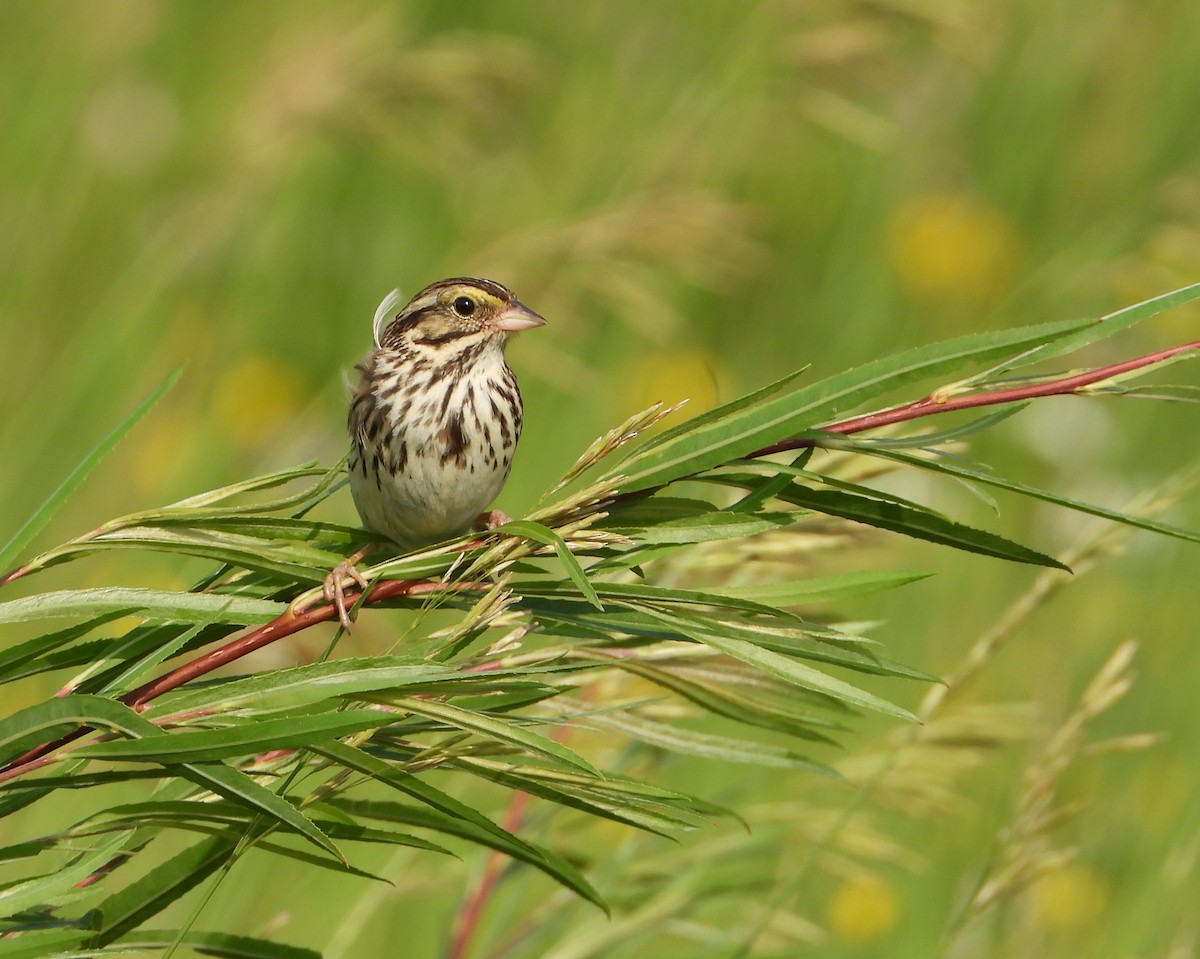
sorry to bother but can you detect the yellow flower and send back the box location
[211,355,306,453]
[624,348,728,425]
[826,873,901,944]
[886,192,1020,306]
[1028,865,1111,933]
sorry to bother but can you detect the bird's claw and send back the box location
[292,546,376,629]
[323,560,370,630]
[476,509,513,532]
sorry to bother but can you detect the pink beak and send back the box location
[492,301,547,333]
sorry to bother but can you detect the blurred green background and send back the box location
[1,1,1198,956]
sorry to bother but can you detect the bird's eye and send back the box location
[452,296,476,317]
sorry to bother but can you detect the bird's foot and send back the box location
[293,545,377,630]
[475,510,514,532]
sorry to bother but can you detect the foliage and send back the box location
[0,287,1196,956]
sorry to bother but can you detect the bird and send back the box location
[324,277,546,627]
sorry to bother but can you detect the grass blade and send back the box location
[0,367,181,574]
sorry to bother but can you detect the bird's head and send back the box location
[374,277,546,356]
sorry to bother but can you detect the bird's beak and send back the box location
[492,300,547,333]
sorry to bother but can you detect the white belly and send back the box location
[349,445,509,546]
[348,353,518,547]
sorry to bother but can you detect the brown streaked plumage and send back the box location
[346,277,546,549]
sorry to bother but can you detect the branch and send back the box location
[0,577,480,782]
[748,340,1200,458]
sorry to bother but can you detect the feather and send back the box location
[372,288,408,348]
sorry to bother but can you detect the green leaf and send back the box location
[715,478,1068,569]
[313,741,519,846]
[97,602,234,696]
[0,612,129,682]
[26,526,348,584]
[837,404,1030,450]
[863,447,1200,546]
[113,929,322,959]
[0,587,283,626]
[499,520,603,609]
[449,757,721,834]
[0,833,130,918]
[331,798,606,910]
[0,367,181,573]
[629,367,813,457]
[602,509,798,544]
[0,930,91,957]
[0,696,341,861]
[176,763,341,861]
[144,657,464,716]
[74,710,398,763]
[713,570,932,605]
[999,281,1200,371]
[87,835,235,946]
[587,655,844,740]
[0,695,151,762]
[395,698,601,776]
[581,710,839,775]
[635,606,917,721]
[522,580,809,621]
[603,317,1091,491]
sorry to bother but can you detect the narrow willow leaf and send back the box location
[603,317,1091,491]
[0,588,283,626]
[396,698,600,776]
[630,367,813,456]
[75,710,397,763]
[0,696,342,860]
[580,710,839,775]
[0,695,158,762]
[313,741,522,847]
[0,839,50,863]
[837,404,1030,450]
[864,447,1200,545]
[522,581,807,621]
[499,520,603,609]
[711,478,1068,569]
[176,764,341,861]
[729,460,952,518]
[97,603,232,696]
[0,930,91,957]
[145,658,462,716]
[451,758,714,834]
[714,570,932,605]
[331,798,606,911]
[0,611,129,683]
[87,835,236,947]
[73,803,406,862]
[0,367,181,573]
[26,527,346,584]
[597,496,716,526]
[1104,384,1200,402]
[585,542,687,574]
[0,832,129,918]
[997,281,1200,372]
[165,463,335,512]
[588,655,844,740]
[276,817,450,856]
[601,509,798,543]
[626,609,937,681]
[113,930,322,959]
[635,606,917,721]
[164,515,366,543]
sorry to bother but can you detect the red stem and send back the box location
[0,578,474,783]
[447,791,533,959]
[749,340,1200,458]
